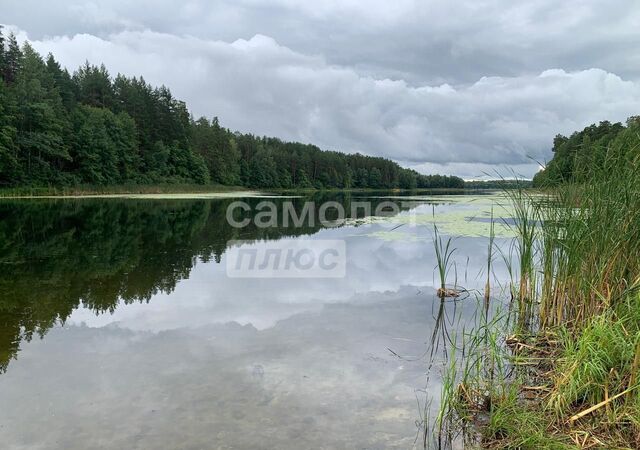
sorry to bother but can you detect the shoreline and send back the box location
[0,185,490,199]
[439,181,640,449]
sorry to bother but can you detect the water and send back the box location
[0,192,512,449]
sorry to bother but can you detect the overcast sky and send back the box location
[3,1,640,178]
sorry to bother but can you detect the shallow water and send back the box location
[0,192,512,449]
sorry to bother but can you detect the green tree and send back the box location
[71,106,118,184]
[14,43,70,183]
[74,62,114,108]
[399,170,417,189]
[369,167,383,188]
[0,81,18,185]
[46,54,76,111]
[107,111,140,182]
[355,167,369,188]
[296,168,312,188]
[3,32,21,84]
[0,26,5,82]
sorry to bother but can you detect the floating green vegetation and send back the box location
[344,194,518,238]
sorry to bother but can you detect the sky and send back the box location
[2,1,640,179]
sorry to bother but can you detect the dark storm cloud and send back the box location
[3,0,640,178]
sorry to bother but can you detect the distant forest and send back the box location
[533,116,640,186]
[0,30,464,190]
[464,179,532,190]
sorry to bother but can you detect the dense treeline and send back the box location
[0,30,464,190]
[192,118,464,189]
[533,116,640,186]
[464,179,532,190]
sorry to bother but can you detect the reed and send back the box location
[484,207,495,304]
[433,225,457,298]
[435,147,640,448]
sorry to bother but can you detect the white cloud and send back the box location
[21,28,640,178]
[3,0,640,178]
[5,1,640,83]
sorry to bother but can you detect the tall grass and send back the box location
[435,148,640,447]
[550,293,640,415]
[536,170,640,328]
[511,151,639,444]
[505,191,538,329]
[484,207,495,304]
[499,147,640,329]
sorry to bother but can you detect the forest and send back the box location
[0,29,464,191]
[533,116,640,186]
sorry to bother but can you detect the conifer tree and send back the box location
[3,33,22,85]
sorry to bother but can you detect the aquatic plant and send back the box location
[432,225,458,298]
[435,147,640,448]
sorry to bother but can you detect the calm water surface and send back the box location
[0,192,512,449]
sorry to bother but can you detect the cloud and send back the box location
[3,0,640,178]
[20,28,640,178]
[4,1,640,83]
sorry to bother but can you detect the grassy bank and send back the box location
[0,184,495,198]
[438,153,640,448]
[0,183,251,198]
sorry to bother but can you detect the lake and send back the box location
[0,192,514,449]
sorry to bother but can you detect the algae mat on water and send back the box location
[348,194,518,239]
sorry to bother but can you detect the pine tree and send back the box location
[108,111,140,182]
[0,26,6,82]
[3,33,22,85]
[74,62,114,108]
[0,81,18,185]
[46,54,76,111]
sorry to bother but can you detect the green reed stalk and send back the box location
[433,225,456,297]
